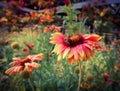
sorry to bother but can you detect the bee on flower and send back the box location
[50,32,101,65]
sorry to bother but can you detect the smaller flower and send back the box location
[74,65,79,74]
[23,42,34,50]
[80,83,90,89]
[102,72,112,84]
[44,26,50,32]
[0,40,9,46]
[22,48,29,53]
[114,64,120,71]
[102,73,110,82]
[0,17,8,22]
[5,53,43,77]
[50,25,61,31]
[58,72,63,78]
[86,74,94,81]
[46,14,53,22]
[10,42,20,49]
[100,12,105,17]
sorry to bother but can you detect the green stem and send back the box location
[78,61,82,91]
[28,78,35,91]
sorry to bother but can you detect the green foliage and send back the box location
[59,4,88,34]
[0,3,120,91]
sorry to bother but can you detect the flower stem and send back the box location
[28,78,35,91]
[78,60,82,91]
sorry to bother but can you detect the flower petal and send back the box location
[50,32,65,44]
[10,60,21,66]
[31,62,40,68]
[63,47,70,58]
[68,56,74,65]
[24,63,33,72]
[5,66,23,76]
[27,53,43,61]
[84,34,101,41]
[57,54,62,61]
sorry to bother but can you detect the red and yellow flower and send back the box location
[80,83,90,89]
[44,25,61,32]
[5,54,43,76]
[114,64,120,71]
[50,32,101,65]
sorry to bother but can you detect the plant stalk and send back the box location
[78,60,82,91]
[28,78,35,91]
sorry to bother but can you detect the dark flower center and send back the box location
[20,57,32,66]
[66,34,84,47]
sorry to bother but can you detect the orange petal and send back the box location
[28,53,43,61]
[10,60,21,66]
[63,47,70,58]
[82,45,93,60]
[73,46,80,61]
[68,48,74,59]
[68,56,73,65]
[53,44,68,56]
[5,66,23,76]
[50,32,65,44]
[24,63,33,72]
[78,45,85,60]
[55,44,66,54]
[31,62,40,68]
[84,34,101,41]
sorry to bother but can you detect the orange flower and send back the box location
[0,40,9,46]
[102,72,110,82]
[44,25,61,32]
[114,64,120,71]
[44,26,50,32]
[0,17,8,22]
[50,32,101,65]
[5,54,43,76]
[100,12,105,17]
[64,0,70,6]
[46,14,52,21]
[23,42,34,50]
[81,83,90,89]
[50,25,61,31]
[40,14,46,22]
